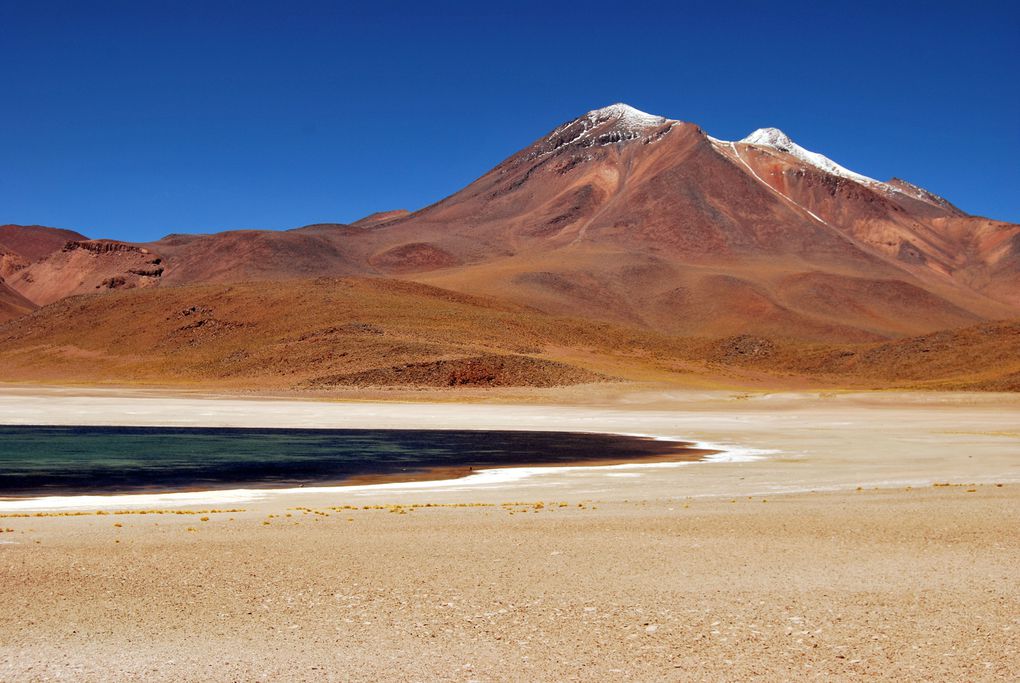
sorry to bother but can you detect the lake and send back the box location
[0,426,699,496]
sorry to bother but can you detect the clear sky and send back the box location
[1,0,1017,242]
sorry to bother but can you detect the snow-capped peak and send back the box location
[712,127,957,211]
[538,103,675,155]
[741,127,796,151]
[739,127,879,186]
[585,103,671,129]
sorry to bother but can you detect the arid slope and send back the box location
[0,278,708,389]
[0,224,87,262]
[0,276,1017,391]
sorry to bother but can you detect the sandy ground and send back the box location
[1,387,1018,680]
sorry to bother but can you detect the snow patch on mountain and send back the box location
[709,128,962,223]
[731,127,958,210]
[586,103,671,130]
[542,103,675,152]
[741,127,881,187]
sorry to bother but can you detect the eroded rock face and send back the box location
[7,239,164,305]
[0,247,29,280]
[64,240,150,255]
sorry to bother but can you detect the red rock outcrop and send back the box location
[6,239,163,305]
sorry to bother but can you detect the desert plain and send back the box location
[0,386,1017,681]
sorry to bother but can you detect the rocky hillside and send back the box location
[0,276,1016,391]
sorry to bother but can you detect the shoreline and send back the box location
[0,430,718,511]
[0,446,745,513]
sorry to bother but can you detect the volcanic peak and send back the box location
[740,126,881,187]
[741,127,796,151]
[585,103,671,129]
[540,103,675,154]
[738,128,953,212]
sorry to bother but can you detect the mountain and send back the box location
[367,104,1019,340]
[0,104,1017,347]
[717,128,1020,310]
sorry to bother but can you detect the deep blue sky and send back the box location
[1,1,1017,242]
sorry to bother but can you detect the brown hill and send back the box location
[306,355,610,389]
[0,224,88,284]
[0,224,87,261]
[0,225,166,307]
[150,227,367,286]
[351,210,411,228]
[718,320,1020,391]
[7,240,165,306]
[0,278,701,389]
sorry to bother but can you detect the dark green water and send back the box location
[0,426,693,497]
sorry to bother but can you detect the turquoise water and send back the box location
[0,426,693,496]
